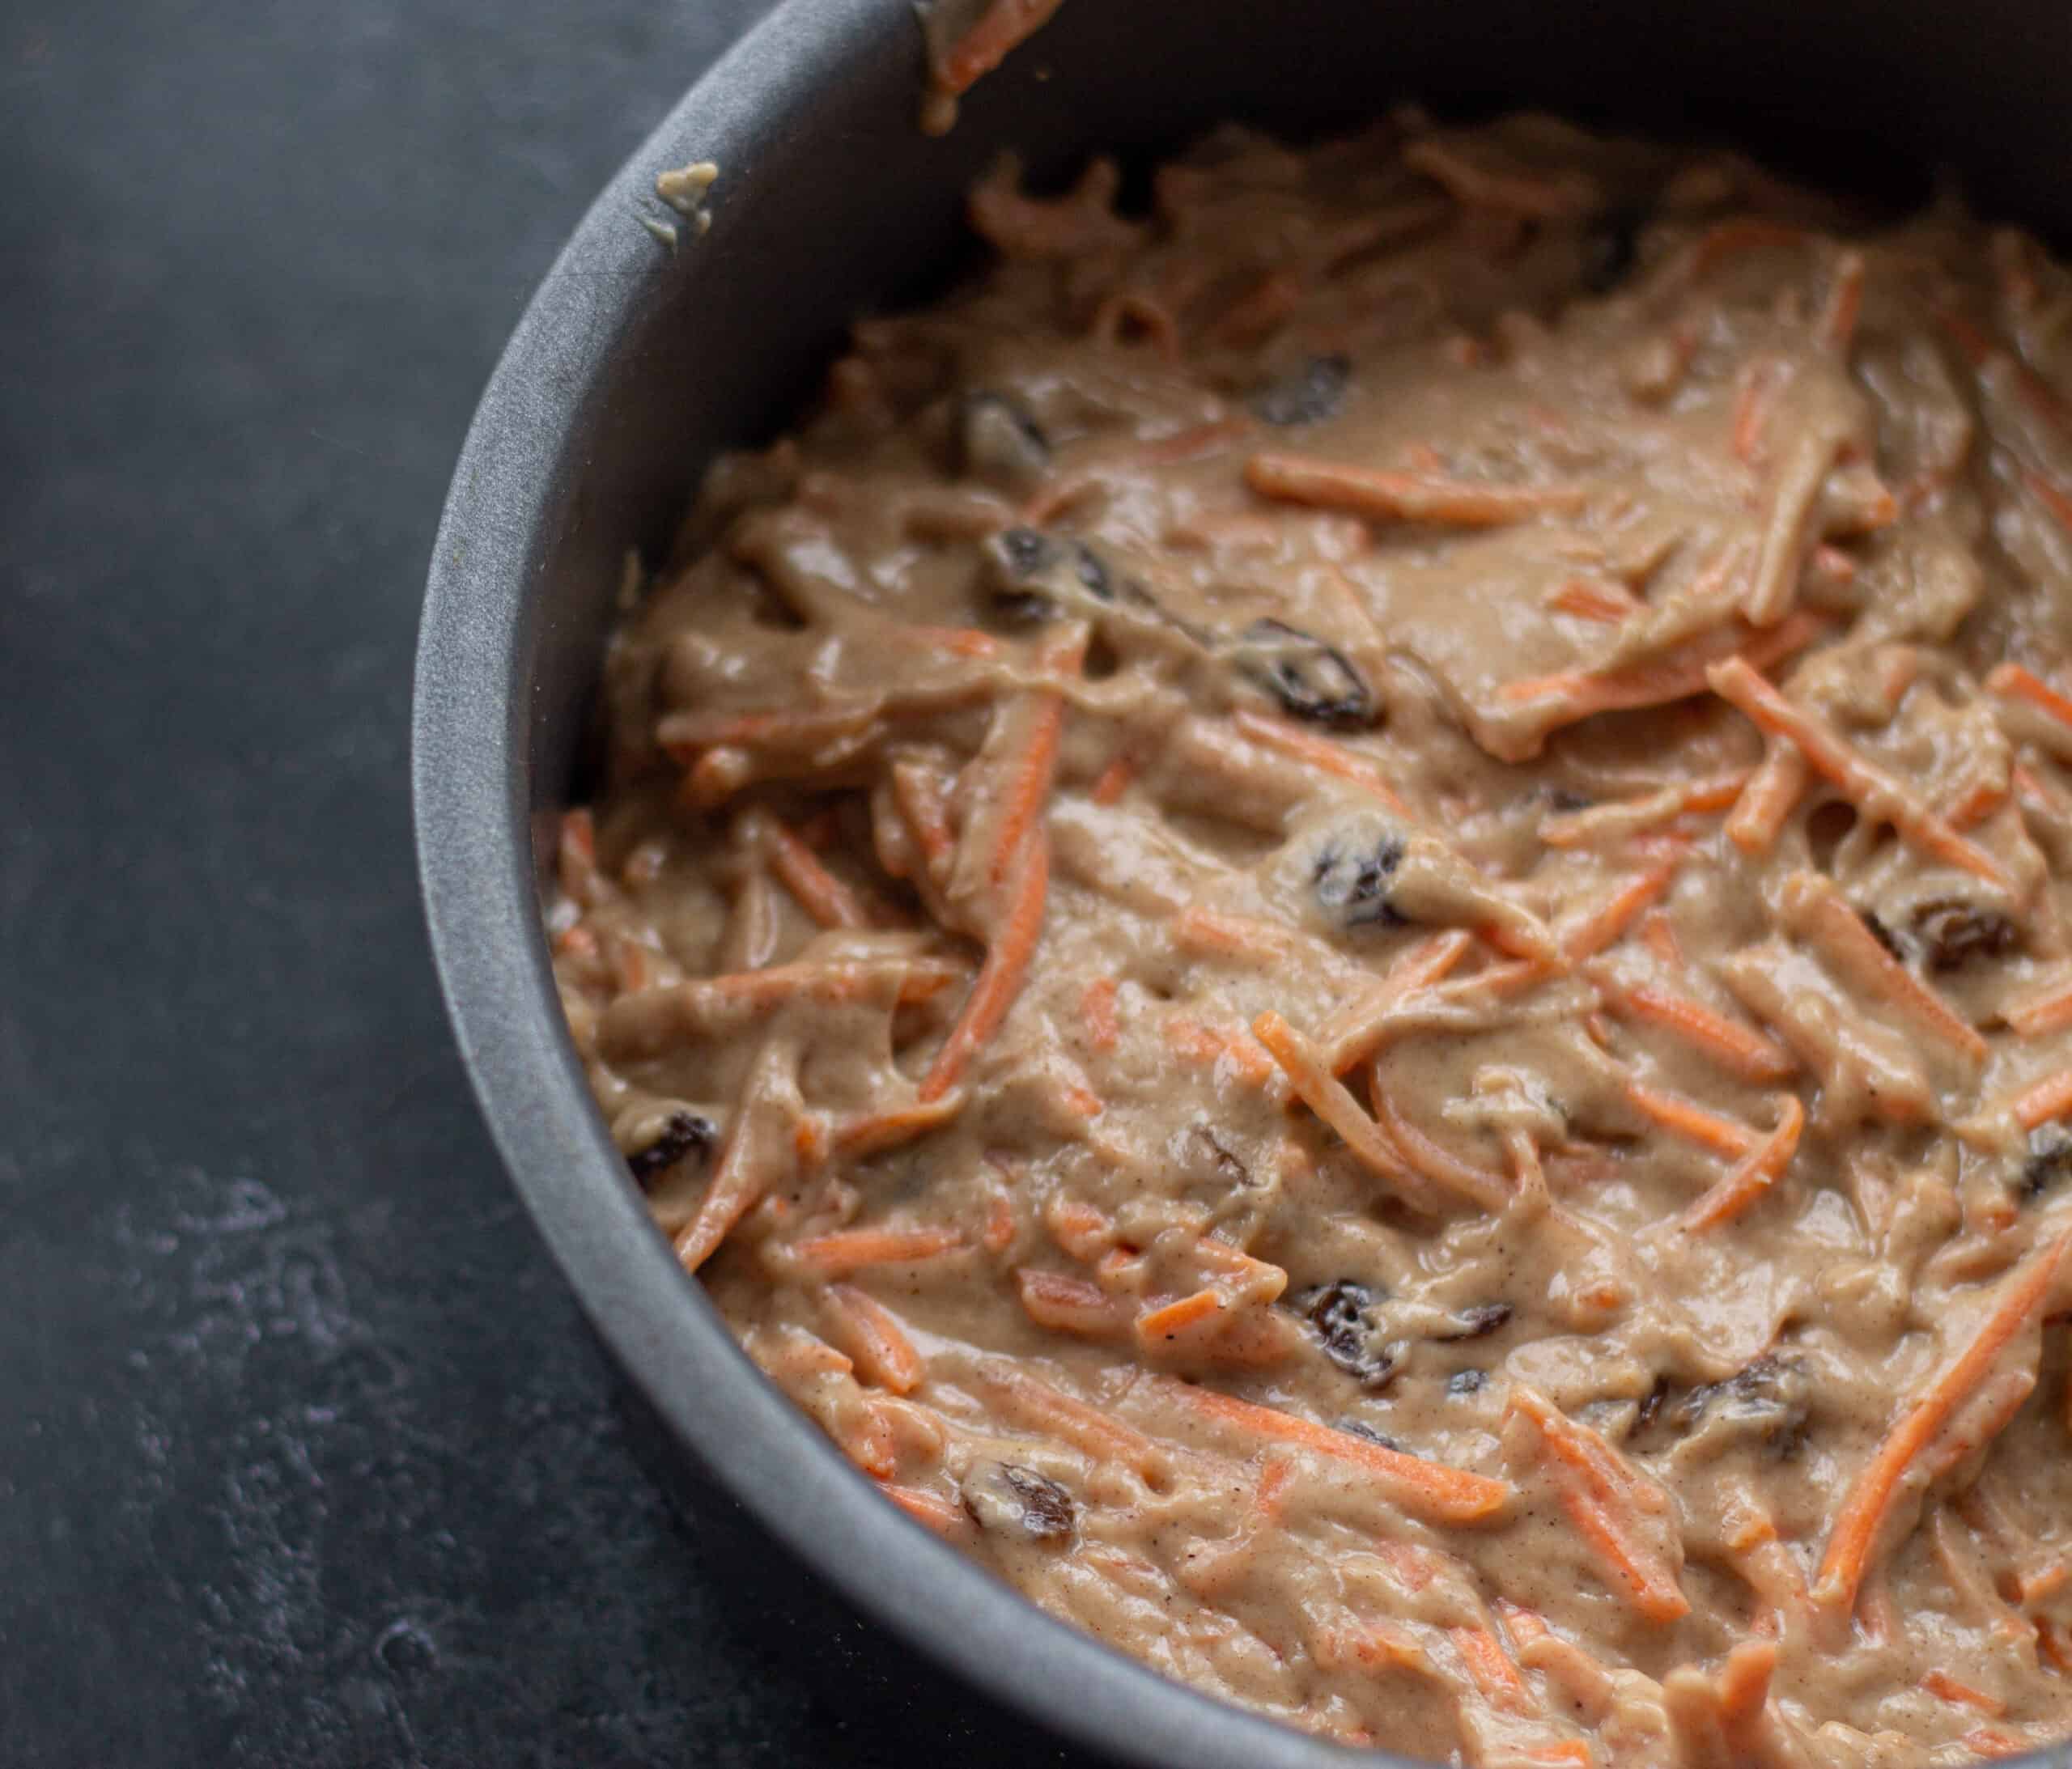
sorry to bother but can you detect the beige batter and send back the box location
[550,112,2072,1767]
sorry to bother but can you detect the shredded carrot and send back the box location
[1253,1011,1486,1207]
[2006,969,2072,1039]
[673,1045,793,1273]
[1501,609,1826,722]
[930,0,1064,96]
[1369,1080,1514,1215]
[1090,753,1136,805]
[1207,267,1306,346]
[1228,708,1412,814]
[1731,355,1788,463]
[1950,775,2011,832]
[1678,218,1811,285]
[1509,1386,1690,1622]
[1547,576,1641,623]
[1541,774,1750,848]
[1819,250,1866,354]
[1596,977,1797,1084]
[1679,1095,1805,1232]
[1165,1381,1511,1523]
[1963,1726,2034,1759]
[982,1190,1017,1254]
[1923,1670,2005,1716]
[822,1284,924,1394]
[1044,1193,1115,1259]
[1815,1227,2072,1614]
[1622,1080,1757,1160]
[762,812,866,927]
[878,1481,971,1538]
[1136,1288,1226,1343]
[833,1097,965,1159]
[792,1226,967,1275]
[1515,1742,1592,1769]
[1563,846,1687,961]
[1136,415,1255,465]
[890,760,956,872]
[1450,1623,1537,1716]
[1059,1080,1105,1118]
[969,1361,1166,1478]
[920,830,1050,1102]
[1172,906,1301,962]
[1165,1014,1278,1088]
[1080,977,1120,1052]
[1017,1268,1129,1337]
[986,626,1087,892]
[1989,660,2072,734]
[2010,1069,2072,1131]
[1707,656,2015,893]
[1246,450,1590,526]
[1778,872,1989,1065]
[792,1114,830,1165]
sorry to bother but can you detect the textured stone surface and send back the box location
[0,3,1030,1762]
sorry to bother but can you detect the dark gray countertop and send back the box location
[0,2,977,1761]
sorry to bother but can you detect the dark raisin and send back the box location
[1070,542,1115,601]
[626,1112,716,1186]
[1675,1354,1810,1458]
[1177,1123,1251,1188]
[963,1463,1076,1542]
[2020,1125,2072,1201]
[1229,617,1373,727]
[1447,1369,1486,1398]
[1910,899,2018,971]
[1312,833,1408,931]
[1581,205,1646,295]
[1301,1279,1400,1389]
[1545,787,1594,813]
[1250,354,1352,427]
[1437,1302,1513,1342]
[1858,909,1904,961]
[957,391,1051,487]
[1634,1375,1671,1432]
[1336,1418,1404,1451]
[983,527,1115,622]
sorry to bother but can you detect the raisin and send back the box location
[1544,787,1594,813]
[1437,1302,1513,1342]
[626,1111,716,1186]
[1447,1369,1487,1398]
[957,391,1051,487]
[1250,354,1352,427]
[963,1463,1076,1542]
[1581,205,1646,294]
[1336,1418,1404,1451]
[1312,833,1408,931]
[1300,1280,1400,1389]
[1911,899,2018,971]
[1675,1354,1810,1458]
[983,526,1115,622]
[1229,617,1373,727]
[2020,1125,2072,1200]
[1634,1375,1671,1432]
[1176,1122,1251,1188]
[1858,909,1905,961]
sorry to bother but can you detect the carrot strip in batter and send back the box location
[1563,846,1688,961]
[1206,268,1306,347]
[920,831,1050,1102]
[1594,974,1795,1084]
[673,1038,797,1273]
[1319,929,1478,1072]
[822,1284,925,1394]
[890,759,956,873]
[1165,1015,1279,1088]
[1989,660,2072,735]
[832,1097,966,1159]
[1253,1011,1496,1209]
[2010,1069,2072,1130]
[1819,250,1866,354]
[1707,657,2015,893]
[1080,977,1120,1051]
[930,0,1064,97]
[1923,1671,2005,1716]
[1964,1727,2036,1759]
[1539,774,1749,847]
[1164,1381,1511,1523]
[1089,753,1136,805]
[1814,1227,2072,1614]
[1730,356,1788,463]
[1679,1096,1805,1232]
[1017,1269,1130,1337]
[1509,1386,1690,1622]
[1501,609,1825,719]
[1451,1623,1537,1716]
[967,1360,1167,1480]
[1546,577,1641,623]
[2006,967,2072,1038]
[1228,708,1412,815]
[1369,1080,1514,1215]
[1172,906,1303,962]
[985,626,1088,892]
[1949,775,2010,832]
[1623,1080,1758,1160]
[792,1225,967,1275]
[1135,1288,1226,1345]
[1677,218,1811,285]
[1246,450,1591,526]
[755,812,873,928]
[1777,871,1989,1065]
[878,1481,973,1538]
[1726,743,1809,855]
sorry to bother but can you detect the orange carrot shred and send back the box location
[1090,753,1136,805]
[1707,656,2015,893]
[931,0,1065,96]
[2006,970,2072,1040]
[1989,660,2072,733]
[1246,450,1590,526]
[1450,1623,1536,1716]
[1501,609,1826,719]
[822,1284,925,1394]
[1564,846,1687,961]
[1228,709,1412,815]
[1166,1014,1279,1088]
[920,831,1050,1102]
[1622,1080,1757,1160]
[1596,977,1797,1084]
[982,1191,1017,1255]
[1815,1228,2072,1614]
[1369,1080,1514,1215]
[2010,1069,2072,1131]
[987,626,1087,891]
[1017,1268,1128,1337]
[1166,1381,1510,1523]
[878,1481,972,1538]
[1679,1096,1805,1232]
[1922,1670,2006,1716]
[1080,977,1120,1052]
[792,1226,967,1275]
[1136,1288,1226,1343]
[1547,577,1641,623]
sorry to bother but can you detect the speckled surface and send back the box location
[0,2,1048,1761]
